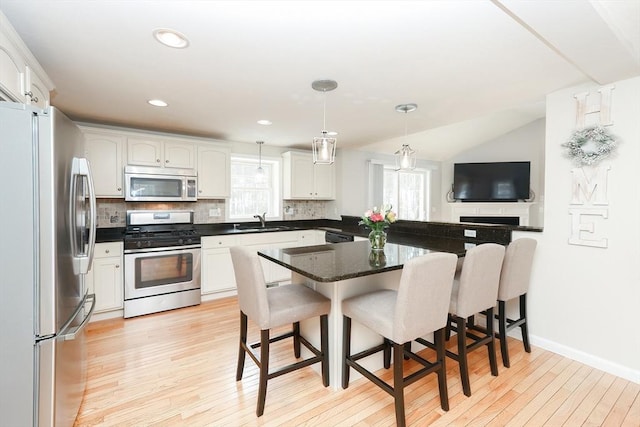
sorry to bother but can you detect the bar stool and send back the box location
[230,246,331,417]
[342,252,458,427]
[496,238,537,367]
[446,243,505,397]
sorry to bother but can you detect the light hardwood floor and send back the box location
[75,297,639,426]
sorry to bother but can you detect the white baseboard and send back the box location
[530,334,640,384]
[477,314,639,384]
[202,289,237,302]
[89,309,123,322]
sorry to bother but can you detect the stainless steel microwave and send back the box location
[124,166,197,202]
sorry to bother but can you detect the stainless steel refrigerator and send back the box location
[0,102,97,426]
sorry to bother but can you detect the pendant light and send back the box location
[311,79,338,164]
[394,103,417,171]
[255,140,266,183]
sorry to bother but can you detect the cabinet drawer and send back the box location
[202,235,238,249]
[94,242,123,258]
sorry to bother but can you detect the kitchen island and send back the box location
[258,240,466,389]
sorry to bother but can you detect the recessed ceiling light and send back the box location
[152,28,189,49]
[257,119,272,126]
[148,99,168,107]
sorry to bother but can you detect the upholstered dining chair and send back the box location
[495,238,537,367]
[230,246,331,417]
[342,252,458,427]
[445,243,505,397]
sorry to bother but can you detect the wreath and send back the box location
[562,126,616,166]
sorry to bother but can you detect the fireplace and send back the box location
[460,216,520,226]
[450,202,532,227]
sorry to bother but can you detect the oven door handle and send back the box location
[124,244,202,254]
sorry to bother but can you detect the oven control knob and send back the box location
[146,241,152,247]
[136,241,142,248]
[187,238,193,244]
[178,238,184,245]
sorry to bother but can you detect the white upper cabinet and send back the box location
[197,144,230,199]
[25,66,49,109]
[282,151,335,200]
[82,128,125,197]
[0,31,27,103]
[0,12,53,107]
[164,141,196,169]
[127,137,195,169]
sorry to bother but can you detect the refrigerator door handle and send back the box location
[60,294,95,341]
[70,157,97,275]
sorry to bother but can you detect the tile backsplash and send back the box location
[96,199,331,227]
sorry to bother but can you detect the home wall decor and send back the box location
[565,85,617,249]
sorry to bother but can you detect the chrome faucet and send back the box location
[253,212,266,228]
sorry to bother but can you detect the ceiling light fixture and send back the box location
[311,79,338,165]
[255,140,266,183]
[148,99,168,107]
[152,28,189,49]
[394,103,418,171]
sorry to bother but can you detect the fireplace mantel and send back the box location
[449,202,534,226]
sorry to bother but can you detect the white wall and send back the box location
[439,118,546,226]
[518,76,640,382]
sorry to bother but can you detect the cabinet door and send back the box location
[288,154,315,198]
[87,256,123,313]
[267,234,300,283]
[127,138,163,167]
[0,29,27,103]
[201,248,237,294]
[25,66,49,109]
[313,163,335,199]
[87,242,124,313]
[84,131,124,197]
[197,145,230,198]
[164,141,195,169]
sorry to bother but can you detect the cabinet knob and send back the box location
[105,249,110,254]
[115,265,120,268]
[165,159,169,163]
[156,159,161,163]
[199,190,202,193]
[117,187,122,191]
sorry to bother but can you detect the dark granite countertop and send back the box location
[96,227,126,243]
[96,216,541,244]
[258,239,467,283]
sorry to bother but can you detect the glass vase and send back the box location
[368,229,387,250]
[368,249,387,267]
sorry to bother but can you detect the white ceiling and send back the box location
[2,0,639,160]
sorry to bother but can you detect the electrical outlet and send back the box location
[464,229,477,238]
[464,242,477,250]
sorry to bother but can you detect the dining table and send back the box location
[258,239,467,389]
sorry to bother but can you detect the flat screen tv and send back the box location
[453,161,530,202]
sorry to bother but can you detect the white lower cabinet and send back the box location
[201,230,327,298]
[86,242,123,314]
[201,235,238,295]
[237,231,301,284]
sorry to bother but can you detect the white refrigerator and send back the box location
[0,102,97,426]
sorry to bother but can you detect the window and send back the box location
[229,156,280,220]
[383,168,430,221]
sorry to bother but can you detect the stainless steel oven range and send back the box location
[123,210,201,318]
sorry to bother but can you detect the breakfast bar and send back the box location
[258,240,466,389]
